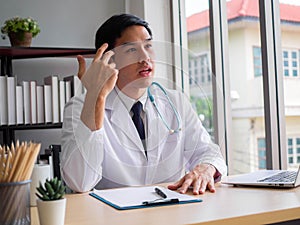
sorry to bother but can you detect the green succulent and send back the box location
[36,177,66,201]
[1,16,40,40]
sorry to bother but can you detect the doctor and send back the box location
[61,13,227,194]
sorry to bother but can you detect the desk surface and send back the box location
[31,183,300,225]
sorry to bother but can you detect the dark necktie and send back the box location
[131,101,145,140]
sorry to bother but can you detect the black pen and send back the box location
[155,187,167,199]
[142,198,179,206]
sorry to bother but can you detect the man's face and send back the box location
[113,25,155,92]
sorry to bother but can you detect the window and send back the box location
[288,138,293,164]
[254,47,300,78]
[188,53,213,134]
[258,137,300,169]
[279,2,300,170]
[184,0,299,174]
[282,49,299,77]
[188,54,210,86]
[287,137,300,167]
[253,47,262,77]
[226,0,267,174]
[258,138,266,169]
[185,2,213,135]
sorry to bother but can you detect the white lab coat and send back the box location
[61,87,227,192]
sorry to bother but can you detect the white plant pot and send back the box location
[30,164,51,206]
[36,198,66,225]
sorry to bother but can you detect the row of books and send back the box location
[0,75,85,126]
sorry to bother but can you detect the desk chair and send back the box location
[49,144,73,193]
[49,144,61,180]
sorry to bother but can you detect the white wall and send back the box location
[0,0,126,151]
[0,0,125,47]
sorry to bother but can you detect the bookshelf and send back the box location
[0,46,95,76]
[0,46,95,145]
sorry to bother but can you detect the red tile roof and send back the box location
[187,0,300,33]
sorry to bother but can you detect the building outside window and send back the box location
[185,0,300,173]
[188,53,213,134]
[188,53,210,87]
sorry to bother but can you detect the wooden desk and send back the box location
[31,184,300,225]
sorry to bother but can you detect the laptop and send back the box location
[222,165,300,188]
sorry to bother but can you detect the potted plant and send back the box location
[1,16,40,47]
[36,177,66,225]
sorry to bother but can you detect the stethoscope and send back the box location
[147,82,181,134]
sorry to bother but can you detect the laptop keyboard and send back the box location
[258,171,297,183]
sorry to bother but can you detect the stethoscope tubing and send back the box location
[147,82,181,134]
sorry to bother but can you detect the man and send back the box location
[61,13,227,194]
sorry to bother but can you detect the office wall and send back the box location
[0,0,125,47]
[0,0,125,151]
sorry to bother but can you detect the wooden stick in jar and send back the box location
[23,143,41,180]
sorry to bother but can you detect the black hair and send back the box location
[95,13,152,51]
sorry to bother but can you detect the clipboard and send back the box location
[89,186,202,210]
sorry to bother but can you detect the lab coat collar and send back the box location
[114,86,147,112]
[105,89,145,151]
[105,88,147,110]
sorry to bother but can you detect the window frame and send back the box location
[258,0,287,169]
